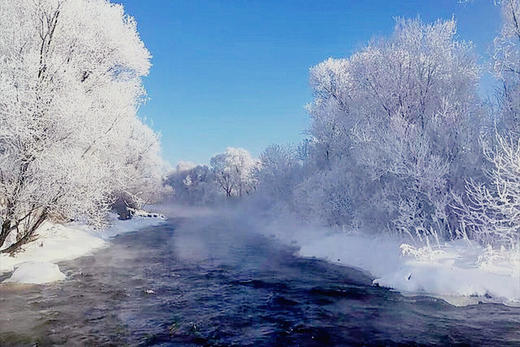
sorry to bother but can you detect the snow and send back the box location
[0,213,165,284]
[128,207,165,219]
[259,217,520,306]
[4,262,65,284]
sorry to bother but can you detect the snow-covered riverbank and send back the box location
[0,214,166,284]
[258,217,520,307]
[4,204,518,307]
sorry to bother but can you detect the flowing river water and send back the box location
[1,215,520,346]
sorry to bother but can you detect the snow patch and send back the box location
[258,217,520,306]
[373,240,520,306]
[0,213,166,283]
[3,261,65,284]
[128,207,165,219]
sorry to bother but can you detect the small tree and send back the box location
[210,148,259,198]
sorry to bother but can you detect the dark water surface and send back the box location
[1,216,520,346]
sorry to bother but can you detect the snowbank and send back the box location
[0,213,165,284]
[259,218,520,306]
[4,261,66,284]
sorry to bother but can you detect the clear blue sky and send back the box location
[114,0,501,166]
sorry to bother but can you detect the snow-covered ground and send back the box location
[0,213,165,284]
[259,217,520,306]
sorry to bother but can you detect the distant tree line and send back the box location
[166,147,259,205]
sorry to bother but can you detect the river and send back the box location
[1,215,520,346]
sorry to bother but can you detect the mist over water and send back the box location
[1,207,520,345]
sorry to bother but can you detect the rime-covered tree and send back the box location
[0,0,164,252]
[210,148,259,198]
[304,18,483,238]
[494,0,520,134]
[255,145,301,205]
[166,162,219,205]
[454,0,520,249]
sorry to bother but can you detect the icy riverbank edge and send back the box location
[257,217,520,307]
[0,213,166,284]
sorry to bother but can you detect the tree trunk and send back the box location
[0,211,47,255]
[0,219,11,249]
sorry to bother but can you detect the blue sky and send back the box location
[115,0,501,166]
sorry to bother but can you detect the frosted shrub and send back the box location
[455,136,520,248]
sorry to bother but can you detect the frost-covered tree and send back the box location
[210,147,259,198]
[494,0,520,134]
[453,0,520,248]
[304,18,483,238]
[0,0,164,252]
[114,118,167,209]
[166,162,219,205]
[254,144,302,207]
[294,163,355,227]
